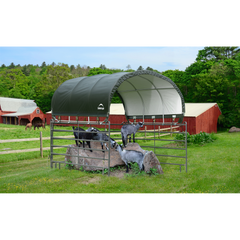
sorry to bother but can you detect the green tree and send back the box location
[87,67,112,76]
[192,61,240,127]
[34,91,54,113]
[70,64,91,77]
[146,66,153,71]
[70,65,75,72]
[193,64,230,103]
[178,60,215,101]
[34,65,71,112]
[126,64,131,70]
[21,65,30,76]
[99,64,107,70]
[41,61,46,68]
[0,69,30,98]
[196,46,240,62]
[40,67,47,75]
[8,62,15,69]
[161,69,184,83]
[137,66,144,71]
[35,65,71,96]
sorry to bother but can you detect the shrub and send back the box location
[174,132,191,143]
[174,132,217,146]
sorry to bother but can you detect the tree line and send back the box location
[0,46,240,128]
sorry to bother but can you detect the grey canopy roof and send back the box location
[51,70,185,122]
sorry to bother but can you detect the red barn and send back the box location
[0,97,46,126]
[46,103,221,134]
[183,103,221,134]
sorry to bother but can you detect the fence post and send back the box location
[170,125,172,137]
[158,126,160,137]
[145,126,147,138]
[40,131,43,158]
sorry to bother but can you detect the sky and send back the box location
[0,46,204,72]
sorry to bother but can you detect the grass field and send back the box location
[0,123,240,193]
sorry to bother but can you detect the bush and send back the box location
[174,132,191,143]
[174,132,217,145]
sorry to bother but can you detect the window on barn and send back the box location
[36,109,40,114]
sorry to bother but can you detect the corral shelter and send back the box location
[0,97,46,125]
[51,71,185,124]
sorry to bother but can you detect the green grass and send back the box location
[0,123,240,193]
[0,123,73,139]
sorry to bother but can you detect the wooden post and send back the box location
[145,126,147,138]
[158,126,160,137]
[170,125,172,137]
[40,131,43,158]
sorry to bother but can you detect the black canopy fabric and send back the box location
[51,70,185,122]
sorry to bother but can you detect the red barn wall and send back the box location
[195,104,221,134]
[0,111,15,123]
[46,104,221,134]
[0,107,46,125]
[30,108,46,123]
[182,117,197,135]
[46,113,177,131]
[19,108,46,125]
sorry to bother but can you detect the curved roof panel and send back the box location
[51,70,185,122]
[0,97,36,112]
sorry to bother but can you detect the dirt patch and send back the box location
[109,167,137,178]
[109,169,126,179]
[80,176,101,185]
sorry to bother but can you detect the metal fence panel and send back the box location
[50,119,187,174]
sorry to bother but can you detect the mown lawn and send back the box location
[0,123,239,193]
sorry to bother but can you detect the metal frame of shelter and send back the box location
[50,70,188,175]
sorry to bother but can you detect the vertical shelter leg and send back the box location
[50,120,54,168]
[108,121,111,177]
[185,122,188,173]
[153,119,155,154]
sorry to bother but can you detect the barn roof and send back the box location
[109,103,125,115]
[0,97,36,112]
[2,106,38,117]
[105,103,221,117]
[185,103,221,117]
[51,70,185,122]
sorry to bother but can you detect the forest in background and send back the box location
[0,46,240,128]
